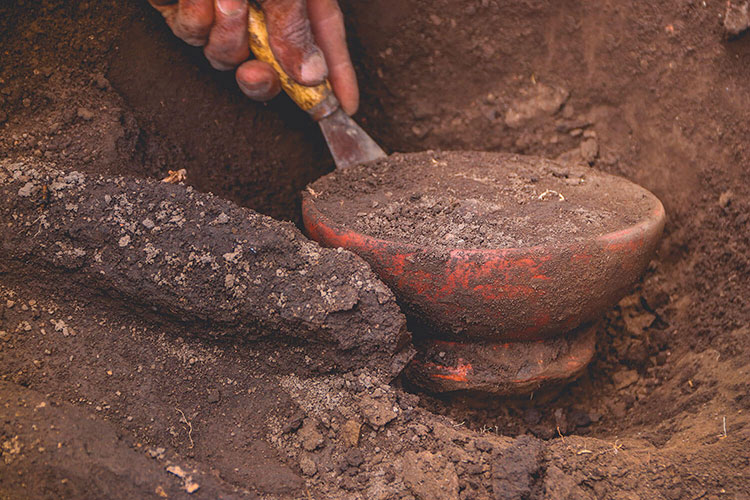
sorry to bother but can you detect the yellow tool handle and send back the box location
[247,2,336,118]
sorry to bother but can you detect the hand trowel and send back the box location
[247,3,386,169]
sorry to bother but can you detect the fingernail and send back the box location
[300,52,327,84]
[238,79,272,99]
[217,0,245,16]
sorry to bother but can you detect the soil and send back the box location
[308,150,656,249]
[2,0,750,499]
[0,163,413,379]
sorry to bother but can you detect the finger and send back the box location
[204,0,251,70]
[149,0,179,26]
[236,60,282,100]
[261,0,328,86]
[149,0,177,8]
[307,0,358,115]
[171,0,214,47]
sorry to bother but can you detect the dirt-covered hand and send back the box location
[149,0,359,114]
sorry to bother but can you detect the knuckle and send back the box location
[180,17,211,37]
[205,22,249,66]
[175,23,210,45]
[205,45,246,69]
[174,2,213,43]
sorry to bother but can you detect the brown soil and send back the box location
[1,1,750,500]
[0,164,412,379]
[308,150,656,249]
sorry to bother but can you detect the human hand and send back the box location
[149,0,359,115]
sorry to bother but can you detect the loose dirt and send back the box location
[1,0,749,499]
[309,150,655,249]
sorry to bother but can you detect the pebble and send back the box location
[184,480,200,494]
[612,369,639,390]
[718,190,733,209]
[76,107,94,121]
[300,456,317,476]
[18,182,35,197]
[167,465,187,478]
[340,419,362,447]
[94,73,109,90]
[282,412,304,434]
[345,449,364,467]
[118,235,131,247]
[0,331,10,342]
[580,138,599,163]
[656,351,668,366]
[206,388,221,403]
[724,1,750,36]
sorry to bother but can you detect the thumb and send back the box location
[260,0,328,86]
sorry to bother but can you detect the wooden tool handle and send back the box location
[247,2,338,119]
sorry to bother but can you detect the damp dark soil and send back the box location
[2,0,750,499]
[0,164,413,379]
[308,151,656,249]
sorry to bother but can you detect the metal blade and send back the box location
[318,108,387,169]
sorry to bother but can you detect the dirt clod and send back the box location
[298,418,324,451]
[402,450,459,500]
[340,419,362,447]
[724,1,750,37]
[0,164,413,378]
[359,395,398,428]
[76,107,94,121]
[491,436,544,500]
[299,455,317,476]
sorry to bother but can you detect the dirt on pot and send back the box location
[1,0,749,499]
[308,150,654,250]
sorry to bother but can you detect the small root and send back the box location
[177,408,194,449]
[538,189,565,201]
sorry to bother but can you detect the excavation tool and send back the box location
[247,4,386,169]
[248,9,666,395]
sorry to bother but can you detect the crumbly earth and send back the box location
[0,162,412,379]
[1,1,750,499]
[308,151,655,249]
